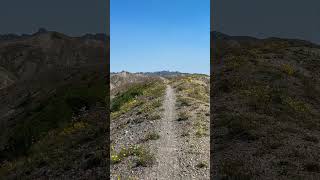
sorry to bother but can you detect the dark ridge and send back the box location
[0,28,109,43]
[0,33,31,42]
[140,71,187,76]
[80,33,108,42]
[212,31,319,47]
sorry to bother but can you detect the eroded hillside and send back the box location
[0,30,108,179]
[212,32,320,179]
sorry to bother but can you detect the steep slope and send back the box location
[212,32,320,179]
[0,30,108,179]
[0,66,16,89]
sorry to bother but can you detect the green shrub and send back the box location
[242,85,272,110]
[111,84,147,112]
[177,97,191,107]
[195,125,207,138]
[2,81,106,161]
[281,64,295,76]
[177,111,189,121]
[110,145,154,167]
[135,148,154,167]
[143,132,160,141]
[283,97,310,113]
[196,162,208,168]
[225,56,246,70]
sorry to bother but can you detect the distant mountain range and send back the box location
[211,31,318,47]
[0,28,108,43]
[111,71,207,77]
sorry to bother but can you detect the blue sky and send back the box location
[110,0,210,74]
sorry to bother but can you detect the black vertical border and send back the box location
[210,0,214,179]
[106,0,111,178]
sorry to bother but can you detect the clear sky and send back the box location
[111,0,210,74]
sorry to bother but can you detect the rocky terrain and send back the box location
[0,29,108,179]
[211,31,320,179]
[110,72,210,179]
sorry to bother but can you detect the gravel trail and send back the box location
[145,85,180,180]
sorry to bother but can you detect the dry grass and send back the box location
[177,111,189,121]
[111,145,155,167]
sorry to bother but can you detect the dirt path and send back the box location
[145,85,180,180]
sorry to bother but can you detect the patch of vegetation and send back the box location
[241,85,272,111]
[110,145,122,164]
[195,118,208,138]
[148,113,161,120]
[143,132,160,142]
[195,125,207,138]
[216,76,247,93]
[59,121,88,136]
[140,99,162,114]
[195,162,208,169]
[112,82,165,120]
[216,112,261,141]
[142,82,166,98]
[172,76,209,103]
[111,99,142,120]
[132,117,144,124]
[283,96,310,114]
[177,96,191,107]
[115,175,138,180]
[0,116,106,177]
[225,56,247,70]
[110,145,154,167]
[185,86,209,103]
[177,111,189,121]
[135,147,155,167]
[151,98,162,108]
[111,81,165,119]
[2,80,106,161]
[111,83,148,112]
[281,63,295,76]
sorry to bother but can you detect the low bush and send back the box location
[111,83,148,112]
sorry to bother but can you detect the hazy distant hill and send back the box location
[110,71,206,96]
[140,71,189,76]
